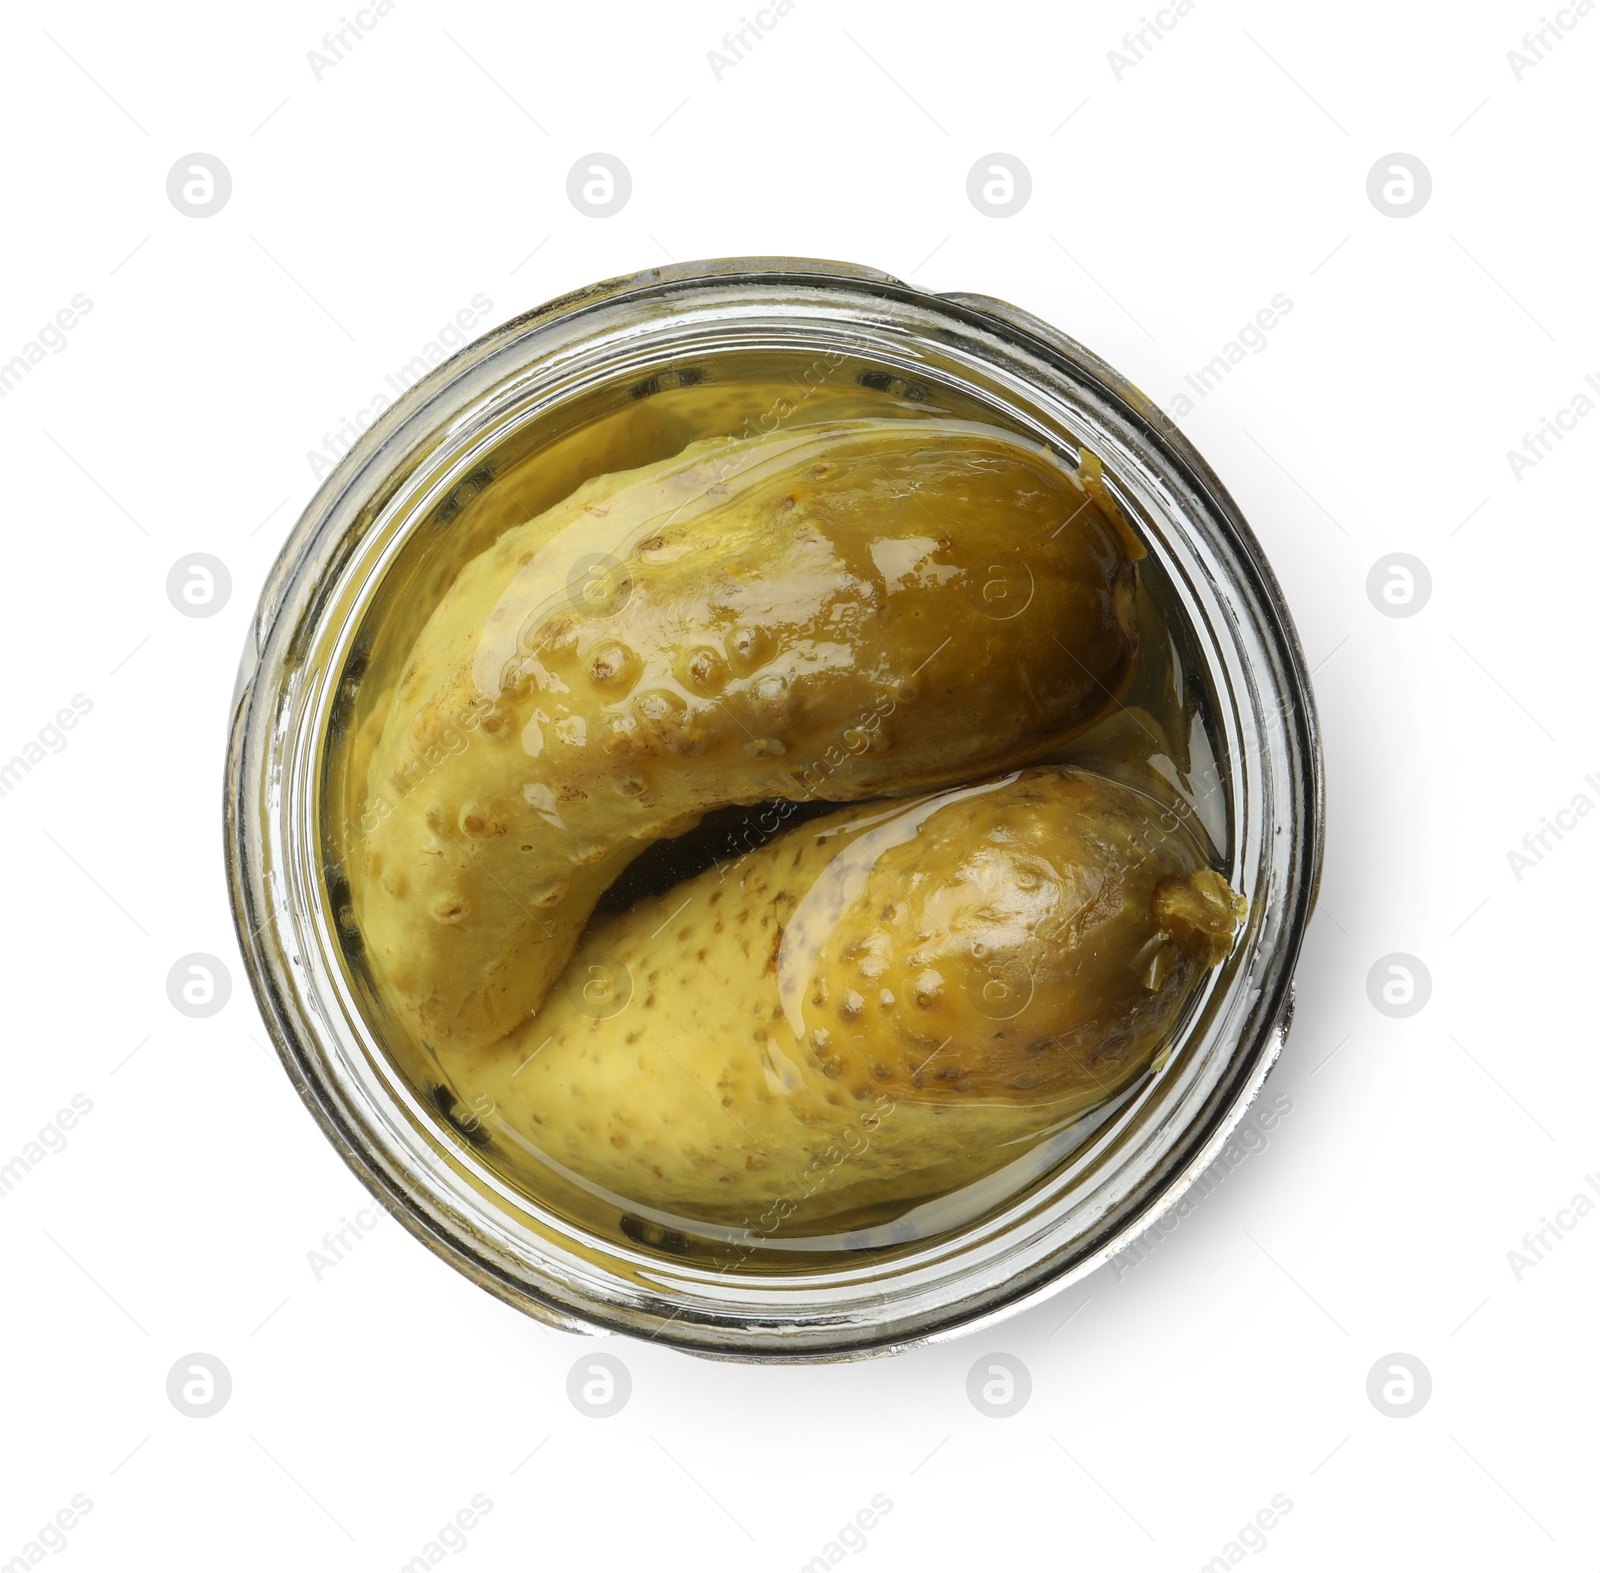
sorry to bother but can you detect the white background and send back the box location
[2,0,1595,1568]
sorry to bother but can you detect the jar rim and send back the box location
[225,256,1324,1361]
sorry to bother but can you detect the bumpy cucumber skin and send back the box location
[354,421,1138,1052]
[445,767,1238,1225]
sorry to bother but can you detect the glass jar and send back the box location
[225,257,1323,1361]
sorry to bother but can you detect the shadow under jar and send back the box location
[225,257,1323,1361]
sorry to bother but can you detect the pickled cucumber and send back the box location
[442,766,1242,1224]
[353,419,1141,1051]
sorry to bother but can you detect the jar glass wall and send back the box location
[225,258,1322,1360]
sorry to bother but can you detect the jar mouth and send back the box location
[225,257,1323,1361]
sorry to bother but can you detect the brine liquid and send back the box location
[321,348,1231,1273]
